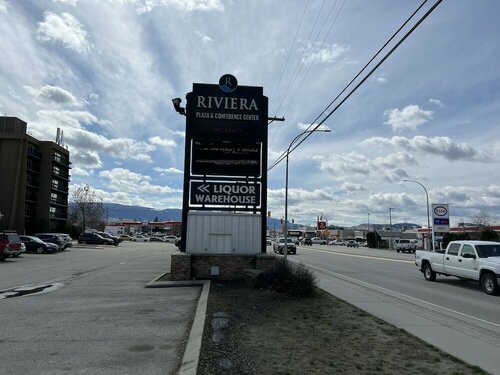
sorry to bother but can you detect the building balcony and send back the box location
[52,171,70,181]
[27,178,40,188]
[51,184,68,193]
[53,155,71,167]
[50,198,68,207]
[49,213,68,221]
[27,148,42,159]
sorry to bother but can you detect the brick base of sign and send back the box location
[170,253,277,281]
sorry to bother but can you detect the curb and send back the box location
[145,274,211,375]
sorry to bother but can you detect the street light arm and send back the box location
[403,179,433,251]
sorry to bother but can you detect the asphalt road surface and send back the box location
[288,244,500,374]
[0,242,198,375]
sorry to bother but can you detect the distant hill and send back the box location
[103,203,419,230]
[104,203,182,222]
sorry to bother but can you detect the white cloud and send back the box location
[297,122,331,132]
[375,77,387,83]
[384,105,433,131]
[37,12,91,53]
[429,98,445,107]
[319,151,417,183]
[341,182,365,192]
[71,166,91,176]
[0,0,7,12]
[363,136,495,162]
[301,42,349,65]
[25,85,79,106]
[53,0,78,5]
[132,0,224,14]
[149,136,177,148]
[153,167,183,175]
[196,30,213,43]
[99,168,182,195]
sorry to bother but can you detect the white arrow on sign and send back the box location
[197,184,210,193]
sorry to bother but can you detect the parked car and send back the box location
[34,233,65,251]
[329,239,346,246]
[78,232,114,245]
[311,237,327,245]
[52,233,73,249]
[302,238,313,246]
[0,231,23,260]
[19,235,58,254]
[150,236,166,242]
[96,232,121,246]
[273,238,297,255]
[175,238,182,249]
[119,234,132,241]
[163,235,179,243]
[346,240,359,248]
[131,235,150,242]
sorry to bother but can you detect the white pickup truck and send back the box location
[415,240,500,295]
[394,239,417,253]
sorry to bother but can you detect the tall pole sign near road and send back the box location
[180,74,269,253]
[432,203,450,249]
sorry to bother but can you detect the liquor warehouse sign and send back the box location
[190,181,261,206]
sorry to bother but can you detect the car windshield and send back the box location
[475,245,500,258]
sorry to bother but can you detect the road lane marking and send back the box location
[300,247,413,264]
[297,261,500,330]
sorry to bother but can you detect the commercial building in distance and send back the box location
[0,117,71,234]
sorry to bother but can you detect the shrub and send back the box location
[256,259,317,297]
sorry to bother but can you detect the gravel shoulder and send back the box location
[199,280,488,375]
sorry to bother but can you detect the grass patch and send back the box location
[198,280,489,375]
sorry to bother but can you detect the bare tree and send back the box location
[471,208,492,230]
[69,184,105,232]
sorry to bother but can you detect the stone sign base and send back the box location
[170,253,276,281]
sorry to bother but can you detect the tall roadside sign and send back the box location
[432,203,450,249]
[180,74,269,253]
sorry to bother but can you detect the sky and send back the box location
[1,0,499,228]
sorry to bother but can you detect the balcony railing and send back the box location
[27,148,42,159]
[50,198,68,206]
[53,155,71,167]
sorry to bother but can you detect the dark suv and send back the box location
[34,234,66,251]
[78,232,114,245]
[302,238,313,246]
[96,232,121,246]
[1,231,23,260]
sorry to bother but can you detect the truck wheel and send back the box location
[36,247,44,254]
[480,273,499,295]
[396,249,400,253]
[423,263,436,281]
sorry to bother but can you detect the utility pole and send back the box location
[389,208,394,250]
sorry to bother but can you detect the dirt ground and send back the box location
[198,280,488,375]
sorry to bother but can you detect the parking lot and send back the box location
[0,242,199,375]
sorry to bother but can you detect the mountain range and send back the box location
[104,203,420,230]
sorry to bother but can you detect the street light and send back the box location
[403,179,433,251]
[283,129,331,260]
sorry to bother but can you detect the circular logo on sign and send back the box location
[434,206,448,216]
[219,74,238,93]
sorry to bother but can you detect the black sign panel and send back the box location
[190,181,261,206]
[191,140,261,176]
[186,83,268,139]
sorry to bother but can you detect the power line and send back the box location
[271,0,310,104]
[272,0,328,117]
[269,0,439,171]
[281,0,347,117]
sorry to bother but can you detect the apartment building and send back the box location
[0,117,71,234]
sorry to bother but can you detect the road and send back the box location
[0,242,199,375]
[287,244,500,374]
